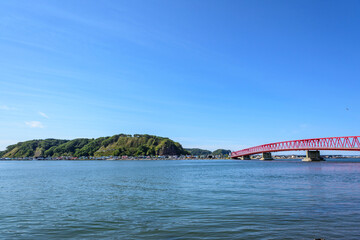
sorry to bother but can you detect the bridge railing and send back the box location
[231,136,360,157]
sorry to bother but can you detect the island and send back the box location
[0,134,231,160]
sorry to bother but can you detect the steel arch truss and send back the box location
[231,136,360,158]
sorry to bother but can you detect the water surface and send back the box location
[1,159,360,239]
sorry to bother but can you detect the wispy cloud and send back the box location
[25,121,44,128]
[0,105,9,110]
[38,111,49,118]
[0,105,14,110]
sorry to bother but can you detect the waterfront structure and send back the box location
[231,136,360,161]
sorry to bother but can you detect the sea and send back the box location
[1,159,360,239]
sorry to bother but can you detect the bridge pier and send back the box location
[260,152,273,161]
[302,150,325,162]
[241,155,251,160]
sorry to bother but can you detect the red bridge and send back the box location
[231,136,360,161]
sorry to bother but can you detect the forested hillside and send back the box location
[185,148,231,156]
[185,148,212,156]
[212,149,231,156]
[0,134,188,158]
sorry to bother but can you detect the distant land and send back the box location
[185,148,212,156]
[185,148,231,156]
[0,134,231,158]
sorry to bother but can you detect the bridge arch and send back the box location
[231,136,360,160]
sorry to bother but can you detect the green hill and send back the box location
[0,134,188,158]
[185,148,232,156]
[212,149,231,156]
[185,148,212,156]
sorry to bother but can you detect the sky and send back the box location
[0,0,360,152]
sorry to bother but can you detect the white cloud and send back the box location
[38,111,49,118]
[0,105,17,110]
[25,121,44,128]
[0,105,11,110]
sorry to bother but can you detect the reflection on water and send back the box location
[0,159,360,239]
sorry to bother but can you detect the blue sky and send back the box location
[0,0,359,152]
